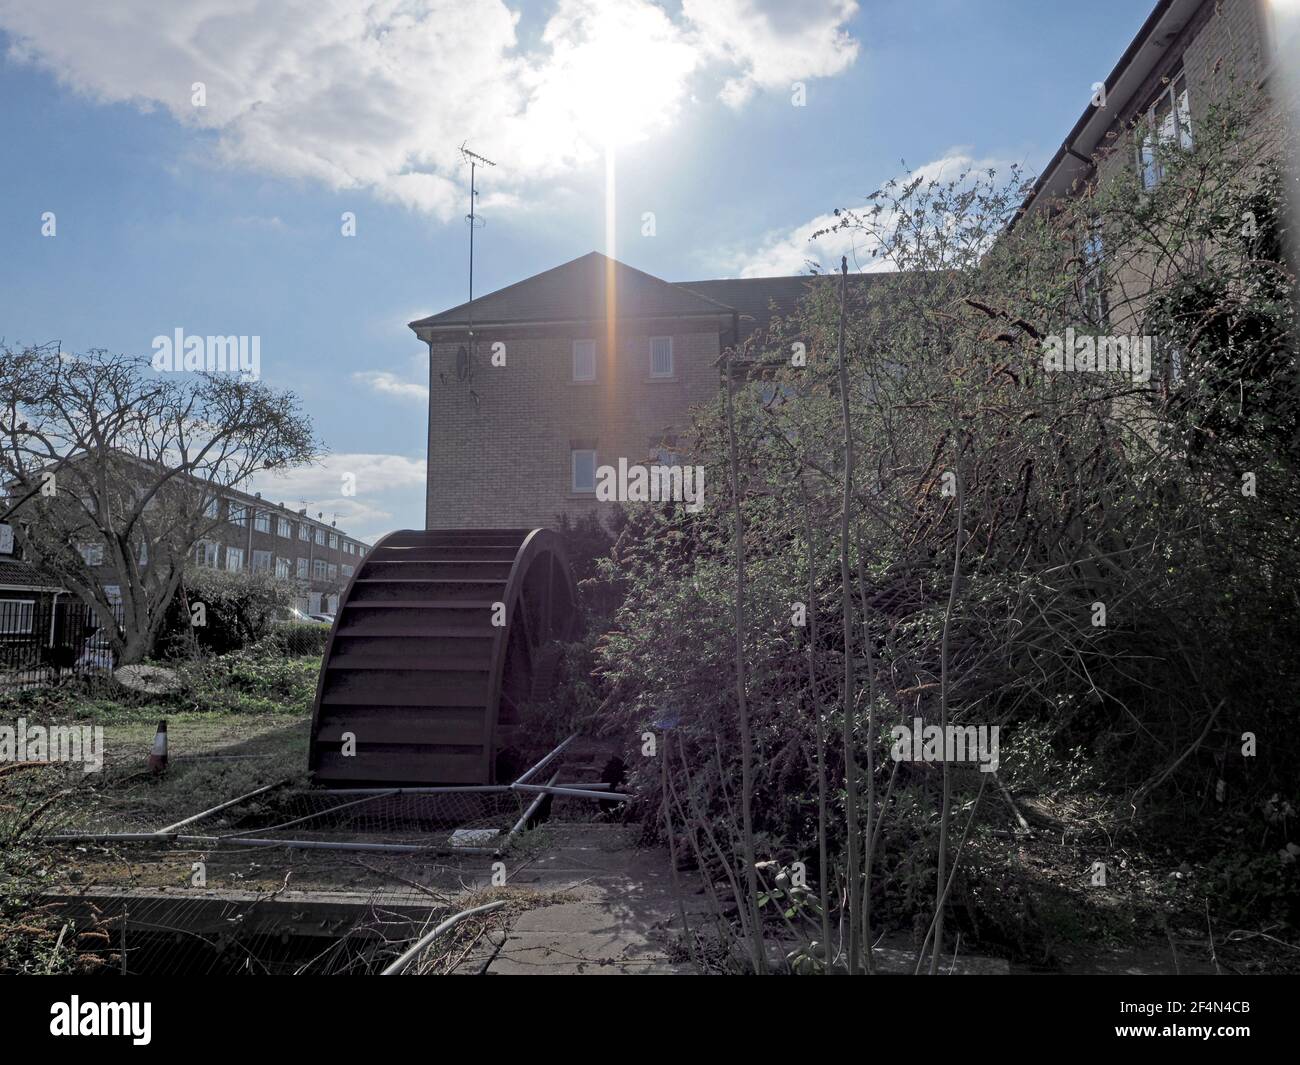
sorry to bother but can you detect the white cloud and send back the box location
[353,370,429,402]
[684,0,860,107]
[247,452,426,540]
[0,0,860,217]
[722,149,1011,276]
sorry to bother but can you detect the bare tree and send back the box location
[0,346,317,664]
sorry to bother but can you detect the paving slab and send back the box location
[485,823,700,975]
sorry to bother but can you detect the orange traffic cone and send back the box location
[147,719,168,775]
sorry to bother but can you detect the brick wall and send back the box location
[1094,0,1270,192]
[88,497,368,615]
[425,320,724,530]
[1089,0,1273,343]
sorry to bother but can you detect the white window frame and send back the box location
[0,599,35,635]
[276,557,291,580]
[254,509,271,533]
[315,528,325,546]
[1137,71,1191,190]
[649,336,674,378]
[571,449,597,494]
[297,557,309,579]
[572,339,597,382]
[298,523,309,541]
[203,497,220,519]
[195,540,219,567]
[277,517,291,538]
[252,549,273,573]
[225,546,245,572]
[78,542,104,567]
[329,533,338,549]
[1080,220,1109,326]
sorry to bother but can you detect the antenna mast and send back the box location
[459,143,496,360]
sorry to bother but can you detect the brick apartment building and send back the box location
[1023,0,1280,224]
[411,0,1284,534]
[411,252,873,529]
[180,484,368,616]
[7,465,369,618]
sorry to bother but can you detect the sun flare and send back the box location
[531,1,697,150]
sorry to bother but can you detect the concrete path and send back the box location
[475,823,705,975]
[453,819,1010,975]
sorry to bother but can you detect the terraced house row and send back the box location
[185,486,369,616]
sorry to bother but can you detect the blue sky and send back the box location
[0,0,1154,539]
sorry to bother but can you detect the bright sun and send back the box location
[534,3,696,150]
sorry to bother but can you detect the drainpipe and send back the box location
[48,590,63,648]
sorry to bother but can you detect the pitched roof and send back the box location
[674,273,882,344]
[409,252,891,344]
[0,559,64,591]
[409,252,733,331]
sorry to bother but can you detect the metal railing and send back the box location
[0,598,122,690]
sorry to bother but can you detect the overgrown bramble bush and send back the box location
[157,567,294,658]
[591,87,1298,968]
[184,642,320,715]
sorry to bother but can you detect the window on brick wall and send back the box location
[297,557,308,579]
[78,542,104,566]
[276,557,291,579]
[1137,71,1192,189]
[277,516,291,537]
[225,546,245,572]
[571,449,597,493]
[194,540,219,567]
[203,497,220,519]
[1080,219,1110,327]
[315,528,325,546]
[299,522,309,541]
[647,435,680,465]
[573,339,597,381]
[254,509,270,533]
[329,533,338,549]
[252,549,273,572]
[313,559,328,580]
[650,336,674,378]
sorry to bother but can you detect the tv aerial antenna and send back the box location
[459,142,496,374]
